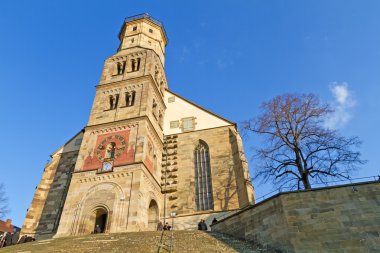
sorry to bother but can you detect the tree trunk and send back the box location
[301,173,311,189]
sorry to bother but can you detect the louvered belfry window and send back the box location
[194,140,214,211]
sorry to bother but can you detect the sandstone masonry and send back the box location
[21,14,254,239]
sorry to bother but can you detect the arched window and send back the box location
[116,61,126,75]
[194,140,213,211]
[125,91,136,107]
[109,94,119,110]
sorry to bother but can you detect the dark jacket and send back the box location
[200,221,208,231]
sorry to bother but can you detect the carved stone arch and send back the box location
[147,191,160,231]
[83,204,110,234]
[74,182,125,235]
[147,191,161,211]
[83,182,124,199]
[194,139,209,151]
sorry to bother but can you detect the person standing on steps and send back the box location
[197,220,202,230]
[5,232,13,247]
[201,220,208,231]
[163,222,171,231]
[157,221,163,231]
[198,219,208,231]
[0,232,7,248]
[94,224,101,234]
[11,231,20,245]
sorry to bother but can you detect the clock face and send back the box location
[96,135,126,161]
[102,161,113,172]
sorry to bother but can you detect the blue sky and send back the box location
[0,1,379,227]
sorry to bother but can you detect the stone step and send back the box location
[0,231,275,253]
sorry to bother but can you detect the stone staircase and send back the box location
[0,231,275,253]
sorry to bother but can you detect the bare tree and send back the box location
[243,93,365,190]
[0,183,8,218]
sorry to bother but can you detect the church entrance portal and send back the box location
[148,200,159,230]
[93,208,108,233]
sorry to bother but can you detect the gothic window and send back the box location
[125,91,136,107]
[133,26,137,31]
[117,61,126,75]
[149,28,153,33]
[131,58,141,72]
[194,140,213,211]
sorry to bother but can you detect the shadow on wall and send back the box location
[170,210,239,231]
[215,162,237,211]
[34,162,75,239]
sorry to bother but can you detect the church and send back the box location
[21,14,255,239]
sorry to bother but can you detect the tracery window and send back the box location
[194,140,213,211]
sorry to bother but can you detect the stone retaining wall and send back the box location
[170,210,238,231]
[212,181,380,252]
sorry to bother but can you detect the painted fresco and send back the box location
[144,135,155,174]
[83,130,134,171]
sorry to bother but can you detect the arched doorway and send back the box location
[93,207,108,233]
[148,200,159,230]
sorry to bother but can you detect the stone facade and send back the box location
[212,181,380,253]
[163,126,254,216]
[21,14,254,239]
[21,131,83,238]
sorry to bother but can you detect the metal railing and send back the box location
[123,13,168,42]
[124,13,163,27]
[254,175,380,204]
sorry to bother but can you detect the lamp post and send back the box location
[163,147,168,225]
[170,211,176,231]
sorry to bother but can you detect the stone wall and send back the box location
[212,181,380,253]
[172,209,239,231]
[34,151,78,239]
[21,154,62,236]
[55,163,163,237]
[164,125,253,217]
[21,131,83,238]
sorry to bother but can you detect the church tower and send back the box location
[21,14,255,239]
[56,14,168,236]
